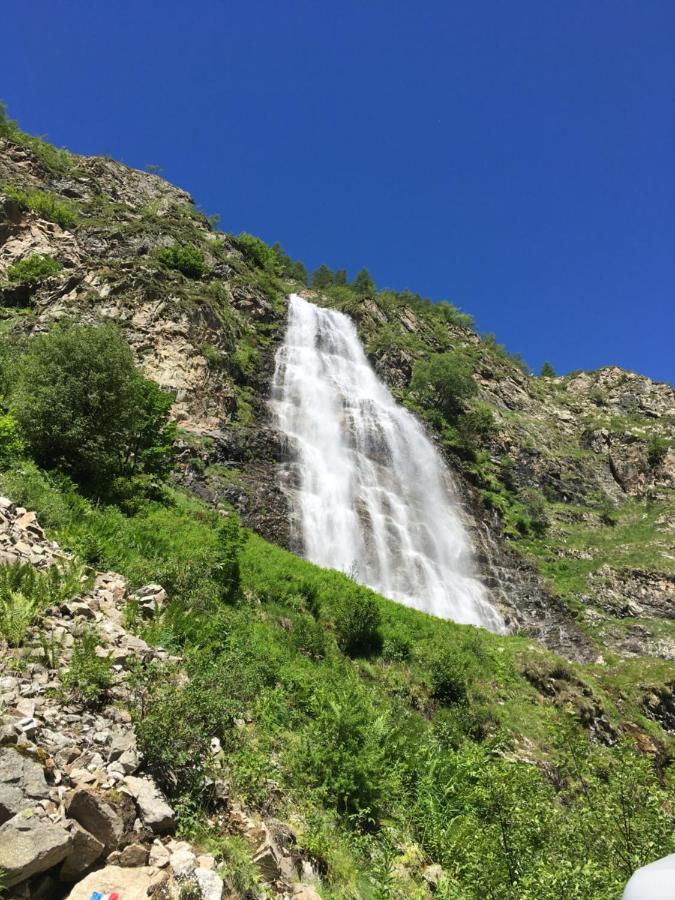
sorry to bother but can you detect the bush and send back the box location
[540,361,556,377]
[0,411,23,468]
[333,586,382,657]
[232,233,278,272]
[429,649,468,705]
[215,514,243,603]
[157,244,207,278]
[647,436,669,469]
[4,185,78,228]
[11,322,176,496]
[411,351,477,422]
[62,627,114,707]
[299,681,397,819]
[6,254,61,283]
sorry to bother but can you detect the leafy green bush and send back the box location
[62,627,114,707]
[540,361,556,377]
[333,585,382,657]
[11,322,175,497]
[0,411,23,468]
[429,649,468,705]
[157,244,207,278]
[411,351,477,422]
[231,233,278,272]
[4,185,78,228]
[6,254,61,283]
[299,681,399,819]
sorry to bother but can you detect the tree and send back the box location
[352,268,375,294]
[334,269,348,286]
[410,351,477,422]
[12,322,176,496]
[311,264,334,289]
[288,260,308,284]
[540,361,556,377]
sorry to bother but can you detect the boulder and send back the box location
[195,866,224,900]
[0,810,73,887]
[124,775,175,833]
[0,747,49,823]
[119,842,150,867]
[59,820,105,881]
[66,786,134,851]
[65,864,158,899]
[292,886,322,900]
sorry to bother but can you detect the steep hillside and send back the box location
[0,113,673,899]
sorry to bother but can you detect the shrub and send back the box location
[4,185,78,228]
[540,361,556,377]
[647,436,669,469]
[11,322,176,497]
[299,681,396,819]
[215,514,243,604]
[232,233,278,272]
[6,254,61,283]
[382,631,411,662]
[411,351,477,422]
[429,649,468,705]
[292,614,327,658]
[0,411,23,468]
[62,628,114,707]
[333,586,382,657]
[157,244,207,278]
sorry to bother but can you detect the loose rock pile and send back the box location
[0,499,321,898]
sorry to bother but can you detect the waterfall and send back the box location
[271,293,504,631]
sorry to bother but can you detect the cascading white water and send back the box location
[271,293,504,631]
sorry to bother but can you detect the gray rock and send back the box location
[0,747,49,824]
[64,864,158,899]
[0,810,73,887]
[59,820,105,881]
[123,775,175,834]
[119,842,149,867]
[170,845,197,878]
[65,786,133,851]
[195,866,224,900]
[148,839,171,868]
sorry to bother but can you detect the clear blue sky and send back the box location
[2,1,673,382]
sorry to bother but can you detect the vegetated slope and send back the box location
[0,109,673,898]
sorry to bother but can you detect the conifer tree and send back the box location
[312,264,334,289]
[352,268,375,294]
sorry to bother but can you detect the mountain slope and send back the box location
[0,114,673,898]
